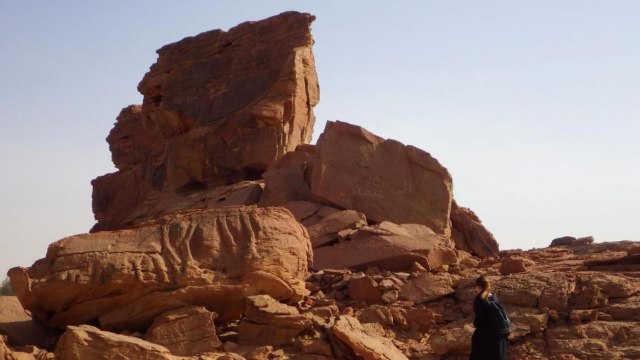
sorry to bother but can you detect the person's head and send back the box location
[475,276,490,299]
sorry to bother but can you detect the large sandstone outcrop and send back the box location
[261,121,453,236]
[92,11,319,231]
[9,206,311,331]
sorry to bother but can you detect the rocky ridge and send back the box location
[3,11,639,360]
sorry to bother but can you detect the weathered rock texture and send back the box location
[0,296,57,349]
[144,306,221,356]
[450,200,499,258]
[9,206,311,331]
[91,11,319,231]
[262,120,453,236]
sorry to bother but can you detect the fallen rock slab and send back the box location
[313,221,454,271]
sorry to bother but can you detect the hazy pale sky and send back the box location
[1,1,639,278]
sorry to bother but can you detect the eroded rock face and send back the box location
[92,11,319,231]
[261,121,453,236]
[9,206,311,331]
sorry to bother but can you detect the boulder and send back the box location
[499,256,535,275]
[9,206,311,331]
[306,209,367,248]
[0,296,57,348]
[428,321,474,355]
[550,235,595,247]
[238,295,312,346]
[347,276,382,304]
[144,306,221,356]
[313,222,455,271]
[330,316,408,360]
[450,201,499,258]
[262,121,453,236]
[55,325,178,360]
[92,11,319,231]
[399,272,454,303]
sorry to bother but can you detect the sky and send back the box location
[1,1,639,278]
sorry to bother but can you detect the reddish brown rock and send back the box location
[9,206,311,331]
[0,296,57,349]
[347,276,382,304]
[330,316,408,360]
[313,222,454,271]
[144,306,221,356]
[309,121,452,236]
[262,121,453,236]
[92,11,319,231]
[56,325,178,360]
[306,209,367,247]
[399,272,454,303]
[499,256,535,275]
[238,295,312,346]
[450,200,499,258]
[428,321,474,355]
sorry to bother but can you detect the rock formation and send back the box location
[261,120,454,237]
[4,10,639,360]
[9,206,311,331]
[91,11,319,231]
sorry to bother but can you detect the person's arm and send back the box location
[473,296,485,328]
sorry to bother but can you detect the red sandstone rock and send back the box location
[238,295,312,346]
[347,275,382,304]
[330,316,408,360]
[399,272,454,303]
[0,296,56,349]
[313,222,454,271]
[92,11,319,231]
[56,325,178,360]
[144,306,221,356]
[450,200,499,258]
[309,121,452,236]
[306,209,367,248]
[9,206,311,331]
[499,256,535,275]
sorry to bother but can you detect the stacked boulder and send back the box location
[3,10,639,360]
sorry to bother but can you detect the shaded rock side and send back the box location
[9,206,311,332]
[313,221,456,271]
[450,200,499,258]
[330,316,408,360]
[261,121,453,236]
[92,11,319,231]
[0,296,57,349]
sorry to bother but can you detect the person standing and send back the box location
[470,276,509,360]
